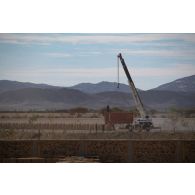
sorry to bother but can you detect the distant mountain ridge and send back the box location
[0,75,194,111]
[1,75,195,94]
[0,80,132,94]
[153,75,195,92]
[70,81,135,94]
[0,87,194,111]
[0,80,59,94]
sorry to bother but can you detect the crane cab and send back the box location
[133,117,153,131]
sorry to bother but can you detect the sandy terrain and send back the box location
[0,112,195,140]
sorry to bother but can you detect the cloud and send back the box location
[45,52,72,58]
[1,64,194,88]
[78,51,102,56]
[45,51,103,58]
[0,33,195,45]
[112,49,195,58]
[2,64,195,78]
[130,64,195,77]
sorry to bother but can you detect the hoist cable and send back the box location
[117,56,120,88]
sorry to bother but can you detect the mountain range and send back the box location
[0,75,194,111]
[71,81,136,94]
[152,75,195,92]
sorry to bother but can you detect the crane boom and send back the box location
[117,53,147,118]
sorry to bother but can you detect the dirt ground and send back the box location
[0,112,195,140]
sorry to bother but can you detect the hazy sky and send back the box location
[0,33,195,90]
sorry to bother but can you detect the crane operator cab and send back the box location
[133,116,153,132]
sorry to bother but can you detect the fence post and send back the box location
[95,124,97,134]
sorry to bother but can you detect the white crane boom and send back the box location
[117,53,147,118]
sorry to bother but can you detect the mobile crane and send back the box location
[117,53,153,131]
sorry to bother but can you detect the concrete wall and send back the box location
[0,140,195,162]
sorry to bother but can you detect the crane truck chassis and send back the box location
[117,53,153,131]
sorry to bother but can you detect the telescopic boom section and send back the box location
[117,53,147,118]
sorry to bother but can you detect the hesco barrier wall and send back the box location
[0,123,105,131]
[0,140,195,163]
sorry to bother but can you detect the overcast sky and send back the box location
[0,33,195,90]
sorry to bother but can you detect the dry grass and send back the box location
[0,112,195,140]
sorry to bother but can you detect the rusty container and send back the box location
[104,112,133,125]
